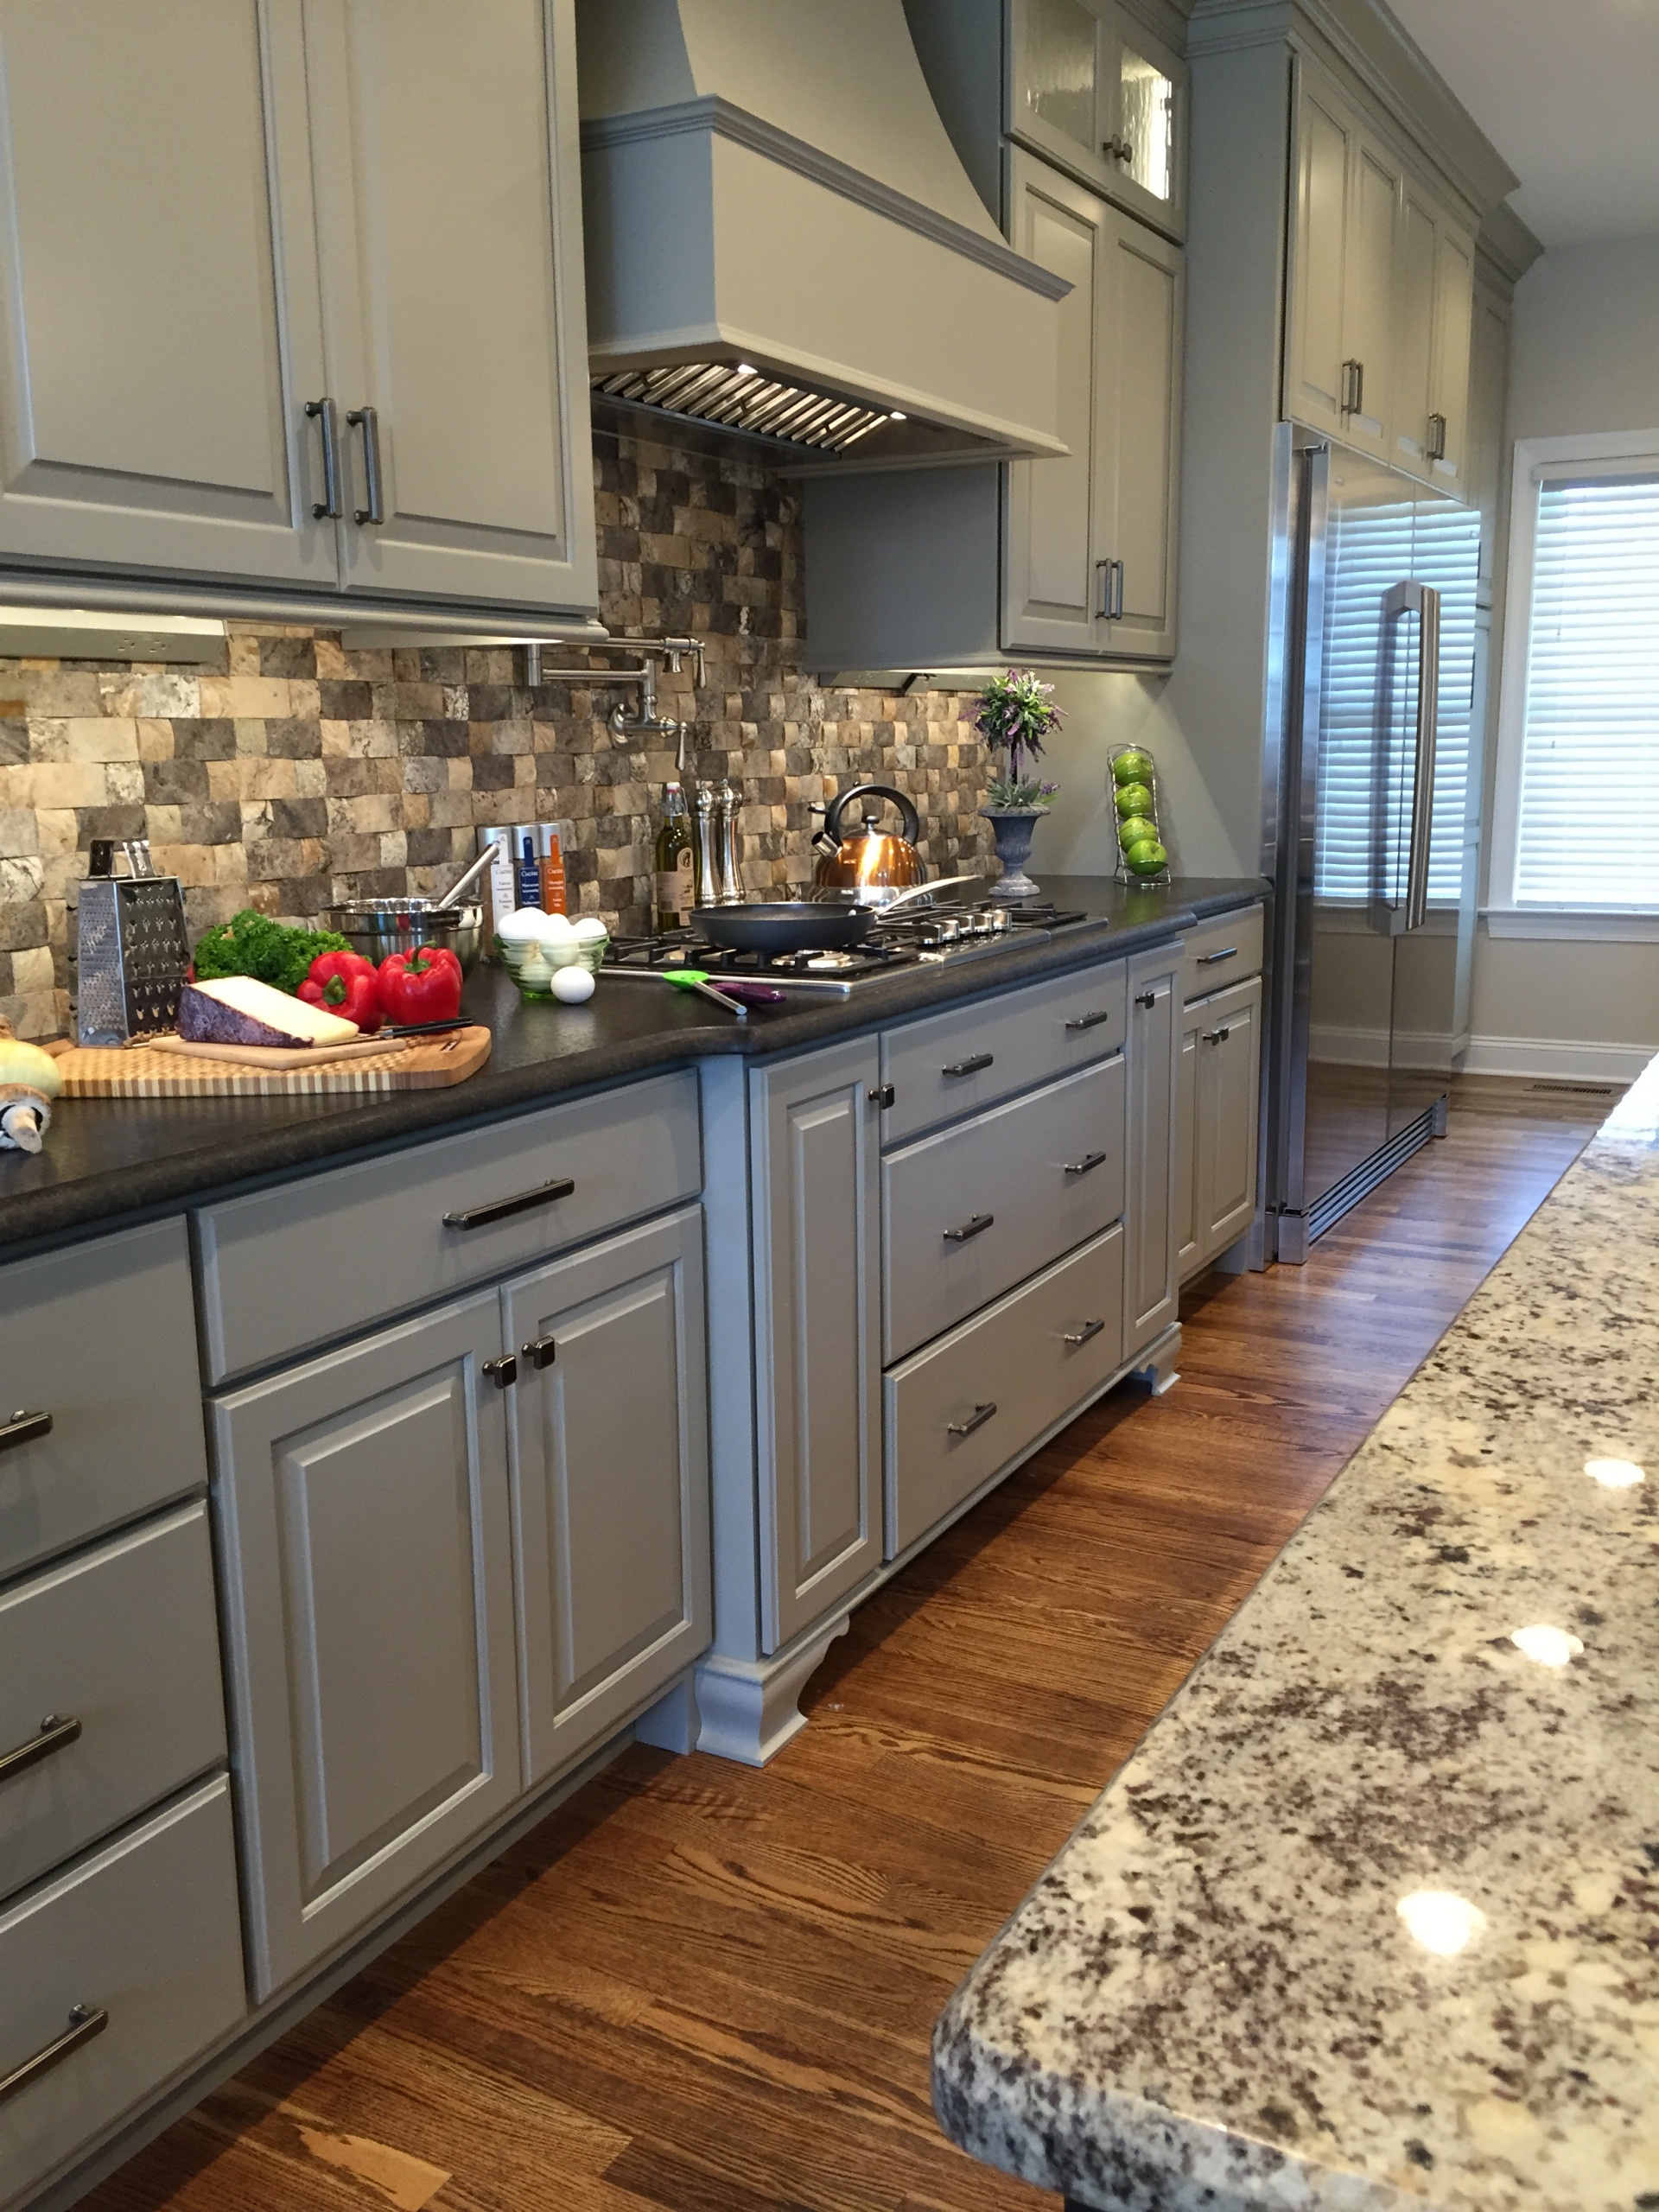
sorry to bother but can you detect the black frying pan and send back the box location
[690,900,875,955]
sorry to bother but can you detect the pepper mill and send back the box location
[691,784,721,910]
[714,779,743,905]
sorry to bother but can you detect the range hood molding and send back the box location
[576,3,1071,467]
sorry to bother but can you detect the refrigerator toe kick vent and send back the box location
[1306,1105,1439,1244]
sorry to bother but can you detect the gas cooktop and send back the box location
[602,900,1092,995]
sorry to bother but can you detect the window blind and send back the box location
[1515,473,1659,909]
[1313,494,1479,906]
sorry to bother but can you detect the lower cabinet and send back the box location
[1124,944,1182,1355]
[211,1289,521,2000]
[1178,974,1265,1281]
[504,1210,710,1787]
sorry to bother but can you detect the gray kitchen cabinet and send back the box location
[749,1039,883,1655]
[0,0,334,591]
[211,1288,520,2000]
[504,1209,711,1787]
[1123,942,1181,1356]
[1175,1004,1200,1281]
[1178,973,1263,1282]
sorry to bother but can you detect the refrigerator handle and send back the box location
[1385,581,1440,931]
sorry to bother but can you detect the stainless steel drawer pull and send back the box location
[947,1402,997,1439]
[1064,1151,1108,1177]
[868,1083,895,1108]
[0,1408,52,1454]
[443,1176,575,1230]
[0,2005,108,2107]
[944,1213,995,1243]
[0,1713,81,1783]
[942,1052,994,1078]
[1063,1319,1106,1347]
[481,1354,518,1390]
[1203,1027,1233,1045]
[1065,1008,1115,1032]
[520,1335,556,1371]
[1197,946,1238,964]
[1135,990,1158,1009]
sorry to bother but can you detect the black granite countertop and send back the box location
[0,877,1265,1257]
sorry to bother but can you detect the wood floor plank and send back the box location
[81,1079,1592,2212]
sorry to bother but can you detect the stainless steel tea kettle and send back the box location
[811,784,926,904]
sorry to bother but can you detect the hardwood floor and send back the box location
[82,1079,1605,2212]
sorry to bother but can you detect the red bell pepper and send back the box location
[299,949,383,1033]
[377,944,463,1026]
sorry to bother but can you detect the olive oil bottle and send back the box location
[653,783,694,932]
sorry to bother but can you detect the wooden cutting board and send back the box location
[52,1026,493,1097]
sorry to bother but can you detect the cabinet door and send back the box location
[1427,219,1475,494]
[1099,205,1183,659]
[1392,180,1440,483]
[0,0,334,586]
[212,1290,519,2000]
[1011,0,1187,239]
[1285,65,1355,437]
[1340,130,1400,461]
[1194,975,1262,1264]
[504,1210,710,1788]
[304,0,596,612]
[1124,946,1180,1354]
[750,1040,882,1654]
[1175,1005,1200,1281]
[1003,150,1108,654]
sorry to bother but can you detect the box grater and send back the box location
[75,842,193,1046]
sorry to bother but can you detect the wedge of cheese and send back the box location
[179,976,359,1050]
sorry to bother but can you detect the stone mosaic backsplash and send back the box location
[0,418,990,1039]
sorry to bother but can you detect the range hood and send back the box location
[575,0,1070,469]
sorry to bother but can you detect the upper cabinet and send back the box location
[1284,57,1476,493]
[1012,0,1189,240]
[0,0,596,624]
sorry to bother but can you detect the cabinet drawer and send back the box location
[1180,905,1263,1001]
[0,1219,208,1584]
[0,1776,245,2208]
[883,1054,1126,1364]
[196,1070,702,1382]
[0,1503,226,1904]
[880,958,1128,1144]
[886,1221,1126,1558]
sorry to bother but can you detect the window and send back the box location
[1491,432,1659,933]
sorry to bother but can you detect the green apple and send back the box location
[1113,748,1155,785]
[1118,815,1158,850]
[1115,781,1154,818]
[1124,840,1168,876]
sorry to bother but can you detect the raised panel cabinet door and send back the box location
[1339,131,1401,461]
[303,0,597,613]
[750,1039,882,1654]
[1099,205,1183,659]
[1285,66,1353,437]
[211,1289,519,1999]
[1175,1007,1200,1281]
[504,1209,711,1787]
[1003,149,1106,654]
[1124,947,1179,1354]
[1392,181,1440,484]
[0,0,334,585]
[1427,219,1475,494]
[1195,975,1262,1264]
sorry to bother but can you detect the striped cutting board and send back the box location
[49,1027,493,1097]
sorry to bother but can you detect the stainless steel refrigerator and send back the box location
[1264,423,1484,1261]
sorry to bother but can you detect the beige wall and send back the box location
[1469,232,1659,1079]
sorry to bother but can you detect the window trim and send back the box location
[1485,428,1659,940]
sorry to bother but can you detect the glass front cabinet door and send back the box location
[1011,0,1188,240]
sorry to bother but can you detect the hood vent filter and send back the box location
[593,364,895,454]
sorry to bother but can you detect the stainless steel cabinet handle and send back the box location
[520,1336,556,1371]
[481,1353,518,1390]
[0,1408,51,1454]
[1063,1318,1106,1346]
[1341,359,1363,416]
[1101,134,1133,163]
[1096,558,1125,620]
[1065,1007,1114,1032]
[1135,989,1158,1009]
[305,397,342,519]
[0,1713,80,1784]
[1202,1026,1232,1045]
[942,1052,994,1078]
[1427,411,1446,461]
[1197,946,1237,965]
[0,2005,108,2107]
[1064,1150,1108,1176]
[347,405,384,525]
[946,1402,997,1438]
[1110,558,1125,620]
[443,1177,575,1230]
[944,1212,995,1243]
[868,1083,895,1108]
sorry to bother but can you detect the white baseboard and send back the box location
[1310,1024,1460,1071]
[1461,1034,1655,1084]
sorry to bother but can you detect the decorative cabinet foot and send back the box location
[1131,1320,1182,1396]
[633,1670,701,1755]
[695,1616,851,1766]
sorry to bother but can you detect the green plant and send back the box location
[971,668,1062,808]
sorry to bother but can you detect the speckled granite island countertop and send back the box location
[933,1058,1659,2212]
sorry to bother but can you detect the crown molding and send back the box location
[1476,199,1545,293]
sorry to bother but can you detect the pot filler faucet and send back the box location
[531,634,707,778]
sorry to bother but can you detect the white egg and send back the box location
[518,950,555,987]
[537,911,577,943]
[551,964,595,1003]
[572,916,609,943]
[497,906,550,943]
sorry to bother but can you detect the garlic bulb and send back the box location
[0,1020,62,1154]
